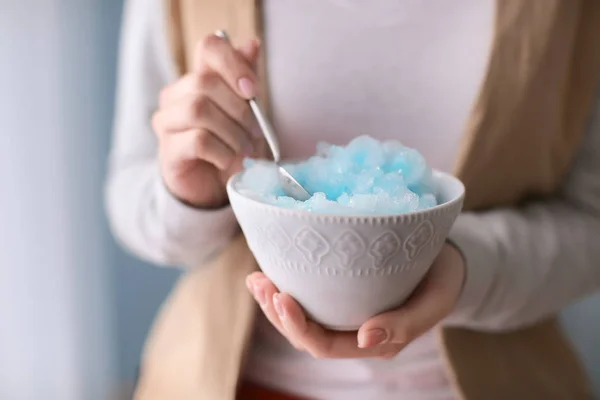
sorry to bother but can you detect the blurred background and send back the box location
[0,1,598,399]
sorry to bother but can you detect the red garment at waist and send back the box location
[237,382,309,400]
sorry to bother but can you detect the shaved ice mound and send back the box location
[226,136,465,330]
[237,135,438,214]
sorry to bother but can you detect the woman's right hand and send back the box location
[152,33,263,208]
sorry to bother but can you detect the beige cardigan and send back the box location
[134,1,600,399]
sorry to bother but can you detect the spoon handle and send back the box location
[214,30,281,163]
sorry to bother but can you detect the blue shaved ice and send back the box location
[237,135,438,214]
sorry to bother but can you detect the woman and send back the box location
[106,0,600,399]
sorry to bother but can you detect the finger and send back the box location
[159,73,199,108]
[159,72,259,139]
[275,293,399,359]
[237,39,261,66]
[231,39,261,136]
[247,273,284,332]
[246,274,305,351]
[191,71,259,138]
[193,33,258,99]
[161,128,235,171]
[358,247,464,347]
[154,95,254,155]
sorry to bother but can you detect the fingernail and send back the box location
[255,285,266,306]
[358,329,388,349]
[238,77,255,98]
[273,293,285,318]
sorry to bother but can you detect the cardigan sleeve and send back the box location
[104,0,239,268]
[445,90,600,330]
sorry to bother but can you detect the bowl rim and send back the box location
[226,169,465,219]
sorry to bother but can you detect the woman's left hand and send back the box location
[246,242,466,359]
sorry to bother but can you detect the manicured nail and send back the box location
[358,328,388,349]
[273,293,285,318]
[238,77,255,98]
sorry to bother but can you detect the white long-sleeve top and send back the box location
[105,1,600,398]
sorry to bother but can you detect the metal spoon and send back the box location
[215,30,312,201]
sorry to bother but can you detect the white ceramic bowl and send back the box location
[227,170,465,331]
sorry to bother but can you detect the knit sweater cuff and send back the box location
[444,213,497,327]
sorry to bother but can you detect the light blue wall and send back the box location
[0,0,128,398]
[562,297,600,394]
[112,257,180,381]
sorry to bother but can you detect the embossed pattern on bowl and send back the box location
[227,170,465,330]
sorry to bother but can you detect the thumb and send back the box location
[358,296,428,348]
[357,284,436,348]
[357,248,464,348]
